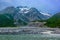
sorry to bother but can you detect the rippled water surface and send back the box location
[0,34,60,40]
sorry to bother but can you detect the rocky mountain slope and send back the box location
[0,6,51,27]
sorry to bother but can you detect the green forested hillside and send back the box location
[0,14,15,27]
[46,13,60,28]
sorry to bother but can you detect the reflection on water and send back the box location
[0,34,60,40]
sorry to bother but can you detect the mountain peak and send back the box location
[17,6,30,14]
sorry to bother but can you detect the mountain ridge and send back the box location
[0,6,51,26]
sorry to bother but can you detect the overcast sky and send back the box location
[0,0,60,15]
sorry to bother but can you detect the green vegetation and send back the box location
[0,13,28,27]
[0,13,15,27]
[45,13,60,28]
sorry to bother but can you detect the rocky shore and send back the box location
[0,27,60,35]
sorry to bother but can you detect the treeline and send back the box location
[0,14,15,27]
[45,13,60,28]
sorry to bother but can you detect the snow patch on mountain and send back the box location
[40,12,51,16]
[19,7,30,13]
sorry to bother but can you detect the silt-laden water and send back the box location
[0,34,60,40]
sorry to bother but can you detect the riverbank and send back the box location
[0,27,60,35]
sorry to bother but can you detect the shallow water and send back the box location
[0,34,60,40]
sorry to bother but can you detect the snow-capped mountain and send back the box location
[17,6,42,21]
[0,6,51,26]
[17,6,51,21]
